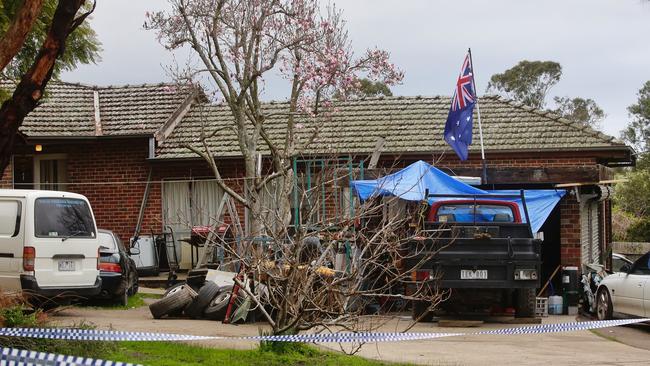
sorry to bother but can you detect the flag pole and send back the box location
[468,48,487,184]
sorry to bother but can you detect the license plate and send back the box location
[58,260,75,272]
[461,269,488,280]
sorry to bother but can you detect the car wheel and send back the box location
[596,288,613,320]
[185,282,221,319]
[149,284,196,319]
[130,272,139,295]
[118,289,128,307]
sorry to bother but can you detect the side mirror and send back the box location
[620,263,632,273]
[129,247,141,256]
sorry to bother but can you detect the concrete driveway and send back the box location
[52,300,650,366]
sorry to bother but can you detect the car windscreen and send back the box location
[98,232,117,252]
[437,204,515,223]
[34,198,96,238]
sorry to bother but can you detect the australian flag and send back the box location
[444,53,476,161]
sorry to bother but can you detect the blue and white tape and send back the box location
[0,346,140,366]
[1,318,647,344]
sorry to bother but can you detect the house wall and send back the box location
[5,144,612,270]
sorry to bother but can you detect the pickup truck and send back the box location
[406,192,541,320]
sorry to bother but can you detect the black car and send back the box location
[96,229,139,305]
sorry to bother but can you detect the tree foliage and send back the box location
[0,0,100,81]
[622,81,650,153]
[353,78,393,97]
[486,60,562,109]
[553,96,605,129]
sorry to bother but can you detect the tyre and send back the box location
[411,300,433,322]
[185,282,221,319]
[149,284,196,319]
[118,289,128,307]
[204,285,245,321]
[515,288,536,318]
[596,288,613,320]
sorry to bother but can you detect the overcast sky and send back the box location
[62,0,650,138]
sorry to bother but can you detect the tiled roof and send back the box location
[1,81,191,137]
[154,95,628,160]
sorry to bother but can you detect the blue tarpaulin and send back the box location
[350,160,565,232]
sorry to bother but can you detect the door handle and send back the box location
[0,253,14,258]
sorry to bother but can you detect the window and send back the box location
[98,231,117,252]
[34,154,68,191]
[631,253,650,275]
[435,204,515,223]
[0,200,21,237]
[34,198,96,238]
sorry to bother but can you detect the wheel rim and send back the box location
[597,291,609,319]
[167,285,184,296]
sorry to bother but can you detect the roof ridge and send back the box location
[492,95,622,145]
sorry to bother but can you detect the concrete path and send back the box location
[51,297,650,366]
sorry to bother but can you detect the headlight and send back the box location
[515,269,538,280]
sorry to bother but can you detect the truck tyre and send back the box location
[411,300,434,322]
[149,284,195,319]
[185,282,221,319]
[204,285,245,320]
[515,288,536,318]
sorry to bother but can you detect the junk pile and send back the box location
[148,269,255,323]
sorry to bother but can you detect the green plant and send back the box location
[0,305,40,327]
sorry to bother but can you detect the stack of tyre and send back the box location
[149,282,246,321]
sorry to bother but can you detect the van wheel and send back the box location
[515,288,536,318]
[185,282,221,319]
[149,285,196,319]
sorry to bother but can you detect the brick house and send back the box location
[3,82,634,279]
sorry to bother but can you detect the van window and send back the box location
[34,198,96,238]
[0,200,21,237]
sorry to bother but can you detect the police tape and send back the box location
[0,346,140,366]
[0,318,648,344]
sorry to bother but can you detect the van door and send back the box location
[32,197,99,288]
[0,198,25,291]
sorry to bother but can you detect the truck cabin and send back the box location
[424,199,532,239]
[427,200,522,224]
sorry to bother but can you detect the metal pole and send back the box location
[468,48,487,183]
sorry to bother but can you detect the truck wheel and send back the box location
[185,282,221,319]
[149,284,195,319]
[204,285,245,320]
[515,288,536,318]
[411,300,434,322]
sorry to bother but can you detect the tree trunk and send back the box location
[0,0,45,72]
[0,0,88,175]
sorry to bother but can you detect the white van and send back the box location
[0,189,101,298]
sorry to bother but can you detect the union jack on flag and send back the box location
[450,54,476,111]
[444,52,477,161]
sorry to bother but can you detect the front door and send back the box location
[618,253,650,316]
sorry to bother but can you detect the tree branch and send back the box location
[0,0,45,72]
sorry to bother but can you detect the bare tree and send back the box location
[146,0,403,237]
[184,158,446,339]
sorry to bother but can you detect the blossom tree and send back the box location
[146,0,403,237]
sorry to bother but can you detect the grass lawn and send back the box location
[103,341,407,366]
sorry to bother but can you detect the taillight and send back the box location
[97,247,100,270]
[99,262,122,273]
[23,246,35,271]
[411,270,432,282]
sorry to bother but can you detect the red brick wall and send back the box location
[560,194,581,267]
[0,159,12,188]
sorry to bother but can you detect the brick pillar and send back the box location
[1,159,13,188]
[560,195,581,267]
